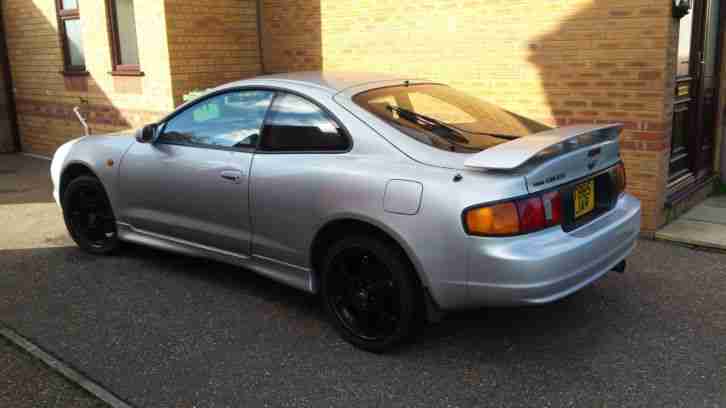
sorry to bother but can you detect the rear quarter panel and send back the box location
[250,87,530,309]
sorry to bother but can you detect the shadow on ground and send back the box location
[1,237,725,407]
[0,154,54,205]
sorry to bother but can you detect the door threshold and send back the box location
[665,174,714,208]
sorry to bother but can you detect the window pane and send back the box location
[261,94,348,151]
[677,11,692,77]
[114,0,140,66]
[161,91,275,149]
[64,19,85,68]
[407,92,477,125]
[354,84,550,152]
[61,0,78,10]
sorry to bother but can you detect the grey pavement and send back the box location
[1,153,725,407]
[658,196,726,251]
[0,334,107,408]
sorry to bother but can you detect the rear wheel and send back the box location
[320,235,423,352]
[62,175,119,255]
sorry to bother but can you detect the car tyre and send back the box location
[62,175,120,255]
[321,234,424,353]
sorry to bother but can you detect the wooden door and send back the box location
[669,0,723,186]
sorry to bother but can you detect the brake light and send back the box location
[516,197,546,233]
[615,162,627,195]
[464,190,563,236]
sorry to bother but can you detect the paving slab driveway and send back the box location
[1,154,725,407]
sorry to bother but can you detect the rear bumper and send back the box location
[461,193,640,307]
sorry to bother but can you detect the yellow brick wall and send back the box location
[165,0,261,105]
[262,0,321,72]
[263,0,675,231]
[2,0,175,157]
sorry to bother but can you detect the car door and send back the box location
[119,89,275,255]
[250,91,352,267]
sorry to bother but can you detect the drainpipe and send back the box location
[255,0,266,74]
[73,106,90,137]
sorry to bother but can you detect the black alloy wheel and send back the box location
[321,235,423,352]
[62,175,119,255]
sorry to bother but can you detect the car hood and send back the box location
[74,130,137,149]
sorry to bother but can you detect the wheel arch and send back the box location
[308,215,430,292]
[59,161,102,202]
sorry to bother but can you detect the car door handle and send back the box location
[220,170,243,183]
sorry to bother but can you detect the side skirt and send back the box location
[116,223,316,293]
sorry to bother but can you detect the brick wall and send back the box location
[261,0,321,73]
[263,0,675,231]
[2,0,175,157]
[165,0,261,105]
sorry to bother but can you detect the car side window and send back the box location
[260,93,349,152]
[159,90,275,150]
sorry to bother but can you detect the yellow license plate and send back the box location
[574,180,595,219]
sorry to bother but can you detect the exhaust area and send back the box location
[611,260,626,274]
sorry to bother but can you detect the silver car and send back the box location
[51,72,640,352]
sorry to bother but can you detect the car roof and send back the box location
[221,71,416,94]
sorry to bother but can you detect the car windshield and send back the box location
[353,84,552,152]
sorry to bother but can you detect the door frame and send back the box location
[668,0,724,191]
[0,5,19,152]
[691,0,723,179]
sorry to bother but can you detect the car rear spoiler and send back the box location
[464,123,623,170]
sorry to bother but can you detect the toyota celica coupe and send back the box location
[51,72,640,352]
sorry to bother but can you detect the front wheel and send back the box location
[62,175,120,255]
[320,235,424,353]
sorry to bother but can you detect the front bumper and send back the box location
[463,193,640,307]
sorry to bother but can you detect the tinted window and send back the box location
[160,90,274,149]
[354,84,551,152]
[260,93,348,151]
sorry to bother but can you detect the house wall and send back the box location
[262,0,675,231]
[2,0,175,157]
[164,0,262,105]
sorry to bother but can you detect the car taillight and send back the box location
[615,162,627,195]
[542,191,562,227]
[464,190,563,236]
[516,197,546,233]
[465,202,520,236]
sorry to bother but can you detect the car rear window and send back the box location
[353,84,552,152]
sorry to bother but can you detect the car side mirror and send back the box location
[136,123,158,144]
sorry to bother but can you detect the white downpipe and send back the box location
[73,106,89,137]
